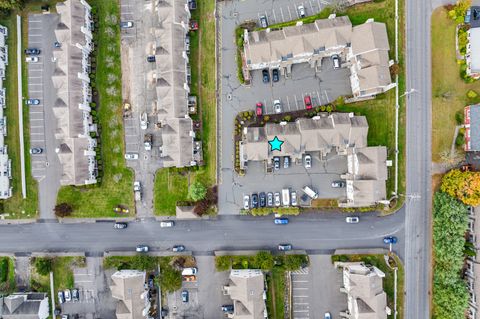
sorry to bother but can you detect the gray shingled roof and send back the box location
[470,105,480,151]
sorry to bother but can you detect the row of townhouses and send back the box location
[52,0,97,186]
[0,25,12,199]
[467,206,479,319]
[243,15,396,99]
[154,0,201,168]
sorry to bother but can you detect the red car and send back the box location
[304,95,312,110]
[190,20,199,31]
[256,102,263,116]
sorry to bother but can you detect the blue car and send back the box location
[181,290,189,303]
[274,218,289,225]
[383,236,398,244]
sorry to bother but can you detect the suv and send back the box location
[259,15,268,28]
[331,180,346,188]
[259,192,266,207]
[272,68,279,82]
[304,95,312,110]
[114,222,128,229]
[181,290,189,302]
[262,69,270,83]
[278,244,292,251]
[147,55,155,62]
[332,54,340,69]
[256,102,263,116]
[160,221,174,228]
[304,154,312,169]
[273,100,282,113]
[136,245,149,253]
[251,193,258,208]
[273,157,281,170]
[172,245,185,252]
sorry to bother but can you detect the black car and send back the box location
[188,0,197,10]
[147,55,155,62]
[24,48,40,55]
[148,275,154,289]
[222,305,234,313]
[251,193,258,208]
[113,222,128,229]
[259,192,266,207]
[273,157,280,170]
[262,69,270,83]
[272,68,279,82]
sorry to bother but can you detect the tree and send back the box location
[188,182,207,201]
[158,265,182,293]
[215,256,231,271]
[254,251,274,270]
[54,203,73,217]
[0,0,23,12]
[441,169,480,206]
[34,258,53,276]
[284,255,308,271]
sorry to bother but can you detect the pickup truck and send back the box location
[134,181,142,201]
[144,134,152,151]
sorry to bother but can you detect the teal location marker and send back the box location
[269,136,284,151]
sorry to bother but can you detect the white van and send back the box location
[302,186,318,199]
[282,189,290,206]
[182,267,198,276]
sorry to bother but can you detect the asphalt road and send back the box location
[0,210,404,257]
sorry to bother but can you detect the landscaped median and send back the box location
[56,0,134,218]
[154,0,217,216]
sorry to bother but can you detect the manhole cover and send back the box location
[227,94,232,101]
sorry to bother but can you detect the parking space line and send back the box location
[309,0,314,14]
[294,94,299,110]
[286,95,291,111]
[293,310,309,312]
[293,295,308,298]
[293,280,309,283]
[272,9,277,24]
[323,90,329,103]
[280,7,285,22]
[28,34,42,37]
[287,5,292,20]
[293,287,308,290]
[294,302,309,305]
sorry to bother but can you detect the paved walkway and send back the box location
[14,256,30,290]
[16,15,26,198]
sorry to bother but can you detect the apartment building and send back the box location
[243,15,395,99]
[110,270,150,319]
[467,7,480,79]
[465,104,480,152]
[0,24,11,199]
[52,0,97,186]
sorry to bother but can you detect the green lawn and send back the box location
[154,0,217,215]
[431,7,480,162]
[0,257,15,293]
[266,267,286,319]
[56,0,134,217]
[0,11,39,219]
[331,254,404,319]
[30,256,84,293]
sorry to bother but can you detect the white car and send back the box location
[136,245,149,252]
[140,112,148,130]
[291,191,298,206]
[273,100,282,114]
[26,56,39,63]
[298,5,306,18]
[243,195,250,210]
[160,221,174,228]
[133,181,141,192]
[345,216,360,224]
[304,154,312,169]
[64,289,71,302]
[274,192,281,207]
[125,153,139,160]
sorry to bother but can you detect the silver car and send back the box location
[273,100,282,114]
[267,192,273,207]
[274,192,281,207]
[243,195,250,210]
[291,191,298,206]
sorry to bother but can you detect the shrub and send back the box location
[54,203,73,217]
[467,89,478,99]
[455,131,465,146]
[455,110,465,124]
[215,256,232,271]
[158,265,182,293]
[34,258,53,276]
[0,258,8,283]
[188,182,207,201]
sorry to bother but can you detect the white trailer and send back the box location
[282,189,290,206]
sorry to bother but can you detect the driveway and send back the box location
[27,13,62,219]
[218,0,350,215]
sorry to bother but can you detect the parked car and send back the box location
[124,153,139,160]
[222,305,234,313]
[57,291,65,304]
[345,216,359,224]
[259,15,268,28]
[274,192,281,206]
[29,148,43,154]
[278,244,292,251]
[26,99,40,105]
[259,192,266,207]
[267,192,273,207]
[160,221,174,228]
[172,245,185,252]
[181,290,189,302]
[324,312,331,319]
[64,289,71,302]
[262,69,270,83]
[383,236,398,244]
[304,95,312,110]
[146,55,156,62]
[291,191,298,206]
[274,217,289,225]
[332,54,340,69]
[298,5,306,17]
[54,41,61,48]
[272,68,279,82]
[304,154,312,169]
[182,267,198,275]
[72,289,79,301]
[61,315,69,319]
[24,48,40,55]
[331,180,346,188]
[26,56,38,63]
[120,21,133,28]
[136,245,149,252]
[243,195,250,210]
[273,156,281,170]
[188,0,197,10]
[251,193,258,208]
[273,100,282,113]
[256,102,263,116]
[114,222,128,229]
[283,156,290,168]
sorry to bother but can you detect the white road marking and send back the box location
[294,94,299,109]
[286,95,291,110]
[287,5,292,20]
[293,287,308,290]
[280,7,285,22]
